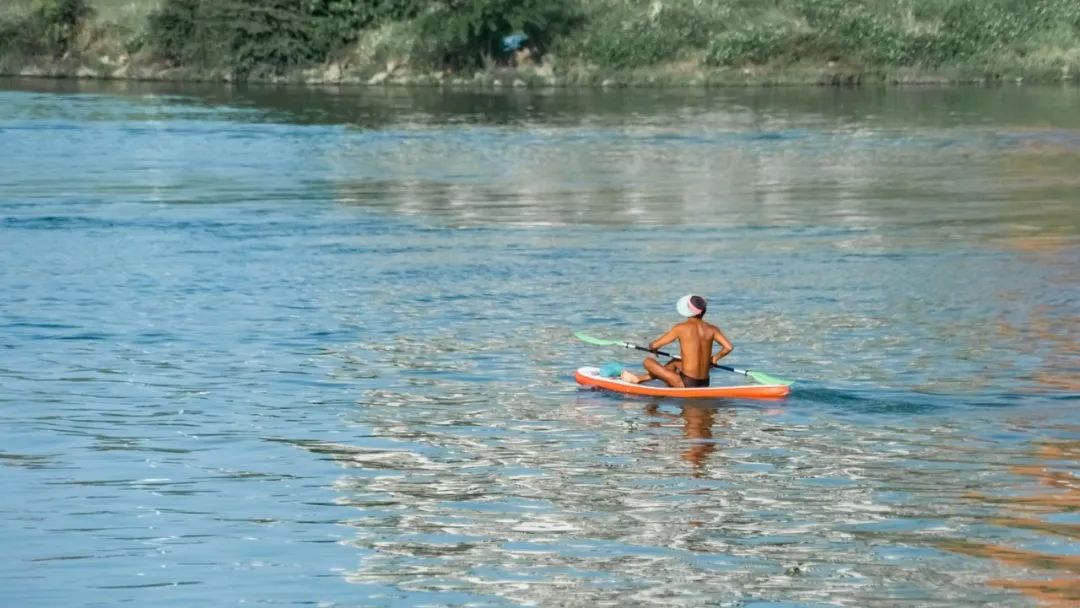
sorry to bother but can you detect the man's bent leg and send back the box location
[644,358,684,388]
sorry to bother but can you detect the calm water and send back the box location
[1,78,1078,607]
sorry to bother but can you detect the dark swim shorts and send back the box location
[679,372,710,388]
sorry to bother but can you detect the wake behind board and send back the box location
[575,366,790,399]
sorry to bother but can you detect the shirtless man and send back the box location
[620,295,733,388]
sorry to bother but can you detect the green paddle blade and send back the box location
[574,331,622,347]
[748,370,795,386]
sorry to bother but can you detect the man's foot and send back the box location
[620,370,644,384]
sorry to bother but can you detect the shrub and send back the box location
[148,0,427,75]
[34,0,91,56]
[707,26,802,66]
[57,0,1080,78]
[0,0,92,59]
[565,0,729,69]
[146,0,202,65]
[410,0,582,68]
[310,0,422,53]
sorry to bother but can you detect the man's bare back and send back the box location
[621,295,733,388]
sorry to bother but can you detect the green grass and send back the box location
[554,0,1080,73]
[0,0,35,19]
[0,0,160,23]
[90,0,161,28]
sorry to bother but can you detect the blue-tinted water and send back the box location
[1,79,1078,607]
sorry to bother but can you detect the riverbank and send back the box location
[2,0,1079,87]
[5,52,1070,89]
[0,61,1010,88]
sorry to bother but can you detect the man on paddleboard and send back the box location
[620,295,733,388]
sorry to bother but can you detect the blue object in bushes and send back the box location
[502,32,528,52]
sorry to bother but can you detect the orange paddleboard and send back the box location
[575,367,790,399]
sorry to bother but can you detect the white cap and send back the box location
[676,294,706,317]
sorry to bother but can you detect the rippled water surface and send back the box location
[2,79,1078,607]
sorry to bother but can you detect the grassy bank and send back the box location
[2,0,1079,85]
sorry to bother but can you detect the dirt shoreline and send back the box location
[4,57,1069,88]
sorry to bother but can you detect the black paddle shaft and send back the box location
[624,342,740,375]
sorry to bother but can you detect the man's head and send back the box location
[676,294,707,318]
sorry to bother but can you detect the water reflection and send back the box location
[940,439,1080,606]
[995,235,1080,393]
[643,403,729,476]
[5,77,1079,131]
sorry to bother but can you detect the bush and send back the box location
[410,0,582,68]
[565,0,729,69]
[148,0,426,75]
[33,0,91,56]
[52,0,1080,79]
[146,0,202,65]
[219,2,325,73]
[311,0,422,53]
[707,26,803,66]
[0,0,92,59]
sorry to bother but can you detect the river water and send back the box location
[1,78,1077,607]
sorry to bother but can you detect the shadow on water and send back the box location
[794,385,977,415]
[577,381,1014,417]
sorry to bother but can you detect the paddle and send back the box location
[574,331,794,386]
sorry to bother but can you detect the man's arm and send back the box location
[711,326,734,364]
[648,326,681,352]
